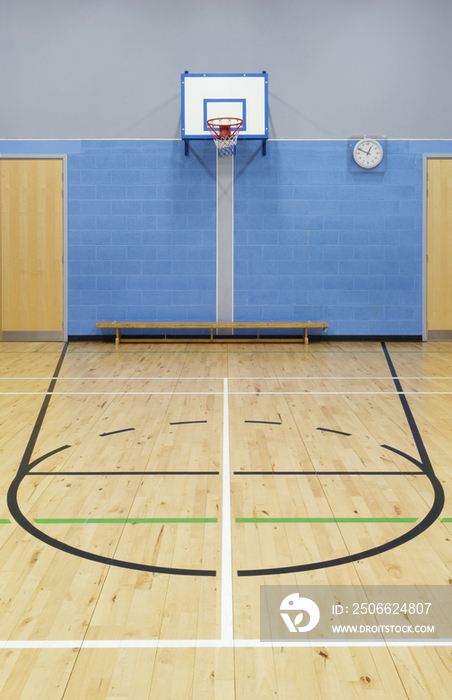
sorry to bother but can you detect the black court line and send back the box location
[244,420,282,425]
[234,471,424,476]
[238,342,445,577]
[380,444,423,469]
[170,420,208,425]
[317,427,352,436]
[7,347,215,577]
[99,428,135,437]
[31,471,219,476]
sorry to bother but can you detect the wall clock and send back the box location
[353,138,384,169]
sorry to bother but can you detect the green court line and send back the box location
[441,518,452,522]
[236,517,418,523]
[34,517,218,524]
[0,519,11,524]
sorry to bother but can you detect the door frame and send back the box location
[0,154,68,342]
[422,154,452,341]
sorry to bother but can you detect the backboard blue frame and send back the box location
[181,73,268,141]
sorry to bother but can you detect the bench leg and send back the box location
[115,328,121,346]
[304,328,309,345]
[210,327,213,342]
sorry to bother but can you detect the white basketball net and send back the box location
[207,118,243,158]
[214,135,239,158]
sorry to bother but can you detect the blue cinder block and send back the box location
[324,246,354,260]
[82,291,111,306]
[385,216,415,230]
[95,155,127,169]
[126,306,157,321]
[369,261,399,275]
[127,246,156,260]
[323,276,353,290]
[280,260,309,275]
[142,170,172,185]
[188,246,215,260]
[69,216,96,230]
[249,232,277,246]
[111,291,142,306]
[96,246,127,260]
[82,170,112,184]
[112,261,141,275]
[187,275,215,291]
[97,186,127,200]
[308,261,338,276]
[69,185,96,200]
[141,291,172,306]
[295,275,324,290]
[96,306,128,320]
[354,276,384,290]
[68,202,81,215]
[294,216,324,230]
[172,291,204,306]
[112,170,142,185]
[126,155,157,169]
[81,141,111,153]
[263,246,294,260]
[156,306,188,321]
[69,245,96,260]
[97,216,127,230]
[385,276,415,290]
[112,201,142,215]
[127,215,157,230]
[81,231,111,246]
[353,305,385,320]
[127,186,157,200]
[235,306,263,321]
[97,276,126,291]
[262,305,293,320]
[339,260,368,275]
[81,201,111,216]
[385,246,415,260]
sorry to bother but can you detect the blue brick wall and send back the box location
[1,138,451,338]
[67,140,216,335]
[233,139,436,336]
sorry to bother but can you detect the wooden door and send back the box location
[0,158,64,341]
[426,158,452,340]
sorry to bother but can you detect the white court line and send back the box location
[0,377,224,380]
[3,376,452,380]
[0,639,450,649]
[0,392,224,396]
[2,391,452,396]
[221,378,233,644]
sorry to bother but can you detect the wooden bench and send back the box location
[95,321,328,345]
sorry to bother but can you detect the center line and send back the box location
[221,378,233,644]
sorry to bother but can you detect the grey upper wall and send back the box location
[1,0,452,140]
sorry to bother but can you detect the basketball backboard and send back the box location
[181,73,268,140]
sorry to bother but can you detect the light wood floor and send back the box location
[0,340,451,699]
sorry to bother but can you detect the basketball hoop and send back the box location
[207,117,243,158]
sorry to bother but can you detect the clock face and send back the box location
[353,139,384,169]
